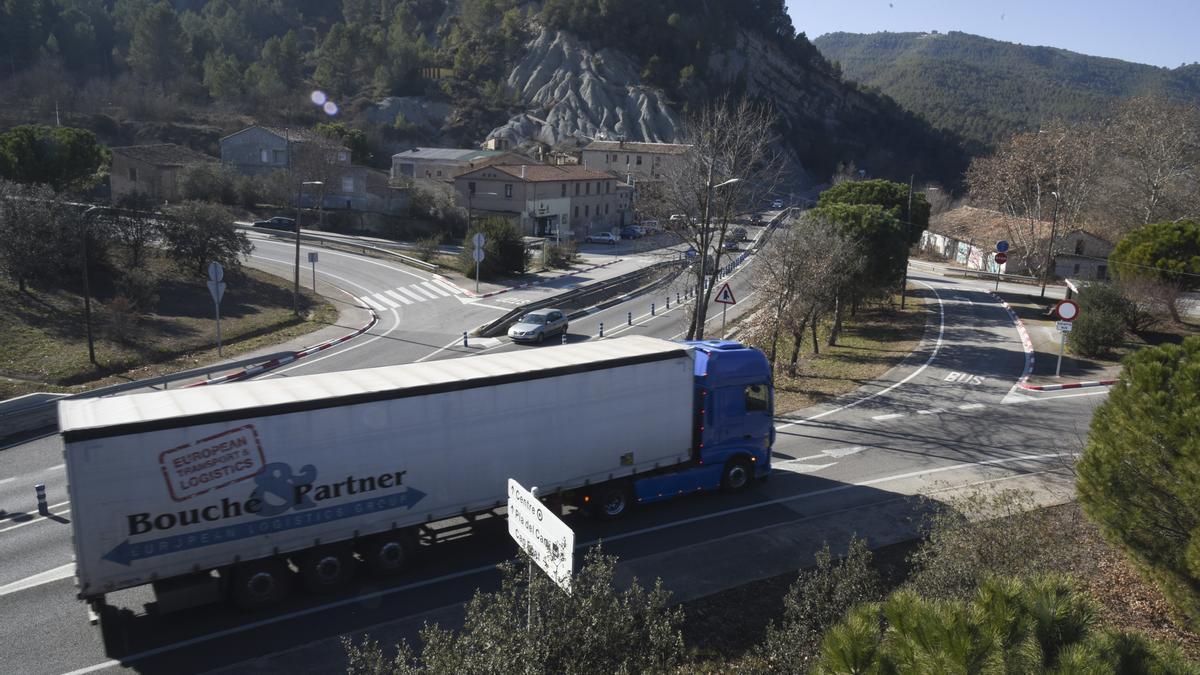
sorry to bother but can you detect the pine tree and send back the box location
[126,1,191,94]
[1078,336,1200,628]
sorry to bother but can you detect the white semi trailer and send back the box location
[60,335,774,614]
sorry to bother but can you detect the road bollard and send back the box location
[677,292,681,304]
[666,296,670,309]
[599,322,604,338]
[627,312,632,326]
[463,331,468,348]
[651,302,656,316]
[35,484,47,516]
[562,332,567,345]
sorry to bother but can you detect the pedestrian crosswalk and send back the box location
[361,278,463,310]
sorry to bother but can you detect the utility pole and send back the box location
[1040,191,1061,298]
[81,206,100,365]
[901,175,914,309]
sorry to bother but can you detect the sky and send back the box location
[786,0,1198,69]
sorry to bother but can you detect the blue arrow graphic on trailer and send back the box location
[103,488,427,567]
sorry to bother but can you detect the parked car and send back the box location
[771,199,784,209]
[507,309,569,344]
[586,232,618,245]
[252,216,296,232]
[669,214,688,223]
[731,226,748,242]
[639,220,661,233]
[750,212,763,224]
[723,239,739,251]
[620,226,641,240]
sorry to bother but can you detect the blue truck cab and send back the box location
[633,340,774,504]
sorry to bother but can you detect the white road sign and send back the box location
[472,248,485,263]
[507,479,574,593]
[473,232,486,248]
[1056,321,1074,332]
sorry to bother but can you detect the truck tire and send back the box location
[362,530,418,577]
[230,558,291,611]
[721,458,752,492]
[297,545,357,594]
[589,483,631,520]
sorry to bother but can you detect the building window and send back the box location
[505,183,513,199]
[1073,263,1081,274]
[1075,240,1085,255]
[338,151,349,162]
[606,182,611,194]
[1098,265,1107,280]
[745,384,770,413]
[654,155,661,165]
[586,182,590,195]
[605,204,609,215]
[273,150,285,163]
[625,155,629,164]
[342,176,355,193]
[436,170,443,177]
[561,183,566,197]
[585,205,589,217]
[128,167,138,182]
[636,155,642,165]
[575,183,580,196]
[574,206,579,219]
[260,149,270,163]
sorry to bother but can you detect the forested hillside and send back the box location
[0,1,968,185]
[814,31,1200,152]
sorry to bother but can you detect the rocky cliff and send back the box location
[486,31,681,150]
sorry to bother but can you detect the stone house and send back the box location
[453,164,630,240]
[581,140,691,182]
[219,126,373,211]
[109,144,216,203]
[1051,230,1114,281]
[389,147,529,183]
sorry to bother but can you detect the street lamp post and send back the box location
[900,184,936,309]
[695,170,741,339]
[295,180,323,316]
[1040,191,1061,298]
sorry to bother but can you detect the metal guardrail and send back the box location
[240,225,440,272]
[0,351,294,447]
[475,260,685,338]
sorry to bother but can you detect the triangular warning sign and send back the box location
[714,282,736,305]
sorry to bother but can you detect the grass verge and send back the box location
[735,290,928,413]
[0,253,337,400]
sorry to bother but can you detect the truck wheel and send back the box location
[721,458,753,492]
[297,546,357,594]
[362,531,418,577]
[589,484,631,519]
[230,559,291,611]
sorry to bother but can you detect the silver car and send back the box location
[507,309,569,344]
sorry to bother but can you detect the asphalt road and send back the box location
[0,232,1108,674]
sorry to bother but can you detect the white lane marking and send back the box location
[434,279,464,295]
[0,507,71,534]
[384,290,413,306]
[359,296,385,311]
[0,562,74,598]
[0,477,14,485]
[958,403,986,410]
[396,286,427,303]
[416,334,472,363]
[45,464,65,472]
[266,309,400,377]
[916,408,945,415]
[1003,389,1111,404]
[413,284,440,300]
[460,300,516,311]
[776,279,945,431]
[823,445,866,458]
[56,451,1070,675]
[250,237,429,282]
[371,293,400,309]
[872,413,905,421]
[422,281,451,298]
[774,461,836,474]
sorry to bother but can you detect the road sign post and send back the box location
[206,262,226,356]
[994,242,1009,291]
[714,282,737,338]
[307,251,318,291]
[1053,299,1080,377]
[472,232,486,294]
[508,479,573,597]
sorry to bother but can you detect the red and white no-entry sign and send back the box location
[994,252,1008,265]
[1054,299,1080,321]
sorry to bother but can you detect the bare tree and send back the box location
[110,193,159,269]
[641,97,784,339]
[1100,96,1200,231]
[966,119,1106,277]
